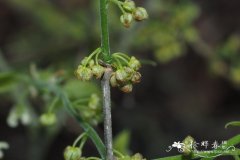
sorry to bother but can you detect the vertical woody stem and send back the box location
[101,68,114,160]
[100,0,114,160]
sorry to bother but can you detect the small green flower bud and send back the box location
[129,56,141,70]
[116,69,128,82]
[120,13,133,28]
[81,57,88,66]
[64,146,81,160]
[40,113,56,126]
[120,83,133,93]
[132,153,144,160]
[131,72,141,83]
[89,59,95,67]
[92,65,105,79]
[133,7,148,21]
[124,67,134,76]
[81,109,95,119]
[88,94,100,109]
[182,136,194,155]
[76,66,93,81]
[110,73,118,87]
[123,0,136,12]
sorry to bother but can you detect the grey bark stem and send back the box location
[101,67,114,160]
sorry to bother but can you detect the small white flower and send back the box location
[21,109,32,125]
[0,141,9,159]
[172,141,184,149]
[7,106,32,128]
[7,108,19,128]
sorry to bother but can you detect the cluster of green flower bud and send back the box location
[73,93,102,125]
[75,48,105,81]
[75,48,142,93]
[119,0,148,28]
[110,56,141,93]
[75,58,105,81]
[117,153,146,160]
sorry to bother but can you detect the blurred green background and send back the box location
[0,0,240,159]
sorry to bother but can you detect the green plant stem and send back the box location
[100,0,111,63]
[101,67,114,160]
[73,133,86,147]
[48,97,59,113]
[112,54,129,65]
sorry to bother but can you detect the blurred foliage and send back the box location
[0,66,103,127]
[134,0,200,63]
[212,35,240,86]
[2,0,240,88]
[113,130,131,155]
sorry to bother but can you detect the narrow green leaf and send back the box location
[113,130,130,155]
[0,72,17,93]
[140,59,158,66]
[225,121,240,129]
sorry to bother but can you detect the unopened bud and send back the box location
[81,57,88,66]
[123,0,136,12]
[133,7,148,21]
[132,153,144,160]
[92,65,105,79]
[88,94,100,109]
[131,72,141,83]
[120,83,133,93]
[89,59,95,67]
[182,136,194,155]
[40,113,56,126]
[124,67,134,77]
[63,146,81,160]
[75,66,93,81]
[110,73,118,87]
[115,69,128,82]
[129,56,141,70]
[120,13,133,28]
